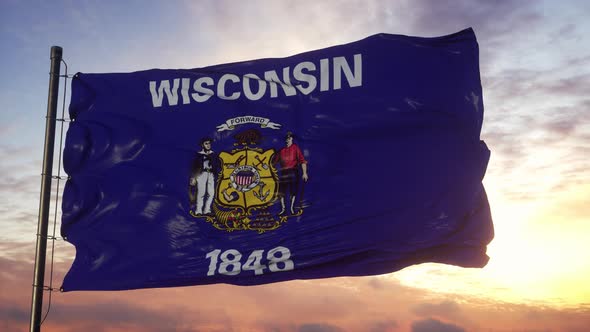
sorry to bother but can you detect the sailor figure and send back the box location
[190,138,219,215]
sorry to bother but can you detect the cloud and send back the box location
[481,93,589,205]
[176,0,545,70]
[299,323,344,332]
[368,319,399,332]
[0,303,28,324]
[486,69,590,108]
[0,143,68,244]
[181,0,374,65]
[0,297,189,332]
[407,0,540,36]
[411,318,465,332]
[2,249,590,332]
[45,301,202,332]
[565,54,590,67]
[0,242,36,265]
[412,300,461,319]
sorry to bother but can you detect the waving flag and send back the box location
[61,28,493,291]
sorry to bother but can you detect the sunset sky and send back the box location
[1,1,590,331]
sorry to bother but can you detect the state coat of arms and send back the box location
[188,117,308,233]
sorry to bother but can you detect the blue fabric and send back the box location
[61,28,493,291]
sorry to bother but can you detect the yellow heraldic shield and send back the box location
[218,148,277,207]
[208,147,284,232]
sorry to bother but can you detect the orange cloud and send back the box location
[3,251,589,332]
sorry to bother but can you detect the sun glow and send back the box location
[395,185,590,307]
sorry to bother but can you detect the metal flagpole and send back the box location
[29,46,63,332]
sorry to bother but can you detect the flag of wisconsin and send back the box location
[61,28,493,291]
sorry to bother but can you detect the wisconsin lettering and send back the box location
[149,54,362,108]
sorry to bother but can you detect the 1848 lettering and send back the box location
[205,247,294,276]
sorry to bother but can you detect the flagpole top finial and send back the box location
[50,46,62,59]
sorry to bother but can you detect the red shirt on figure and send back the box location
[276,143,307,169]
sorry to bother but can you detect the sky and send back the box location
[1,0,590,331]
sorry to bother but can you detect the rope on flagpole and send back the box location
[40,58,70,326]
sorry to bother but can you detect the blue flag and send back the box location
[61,28,493,291]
